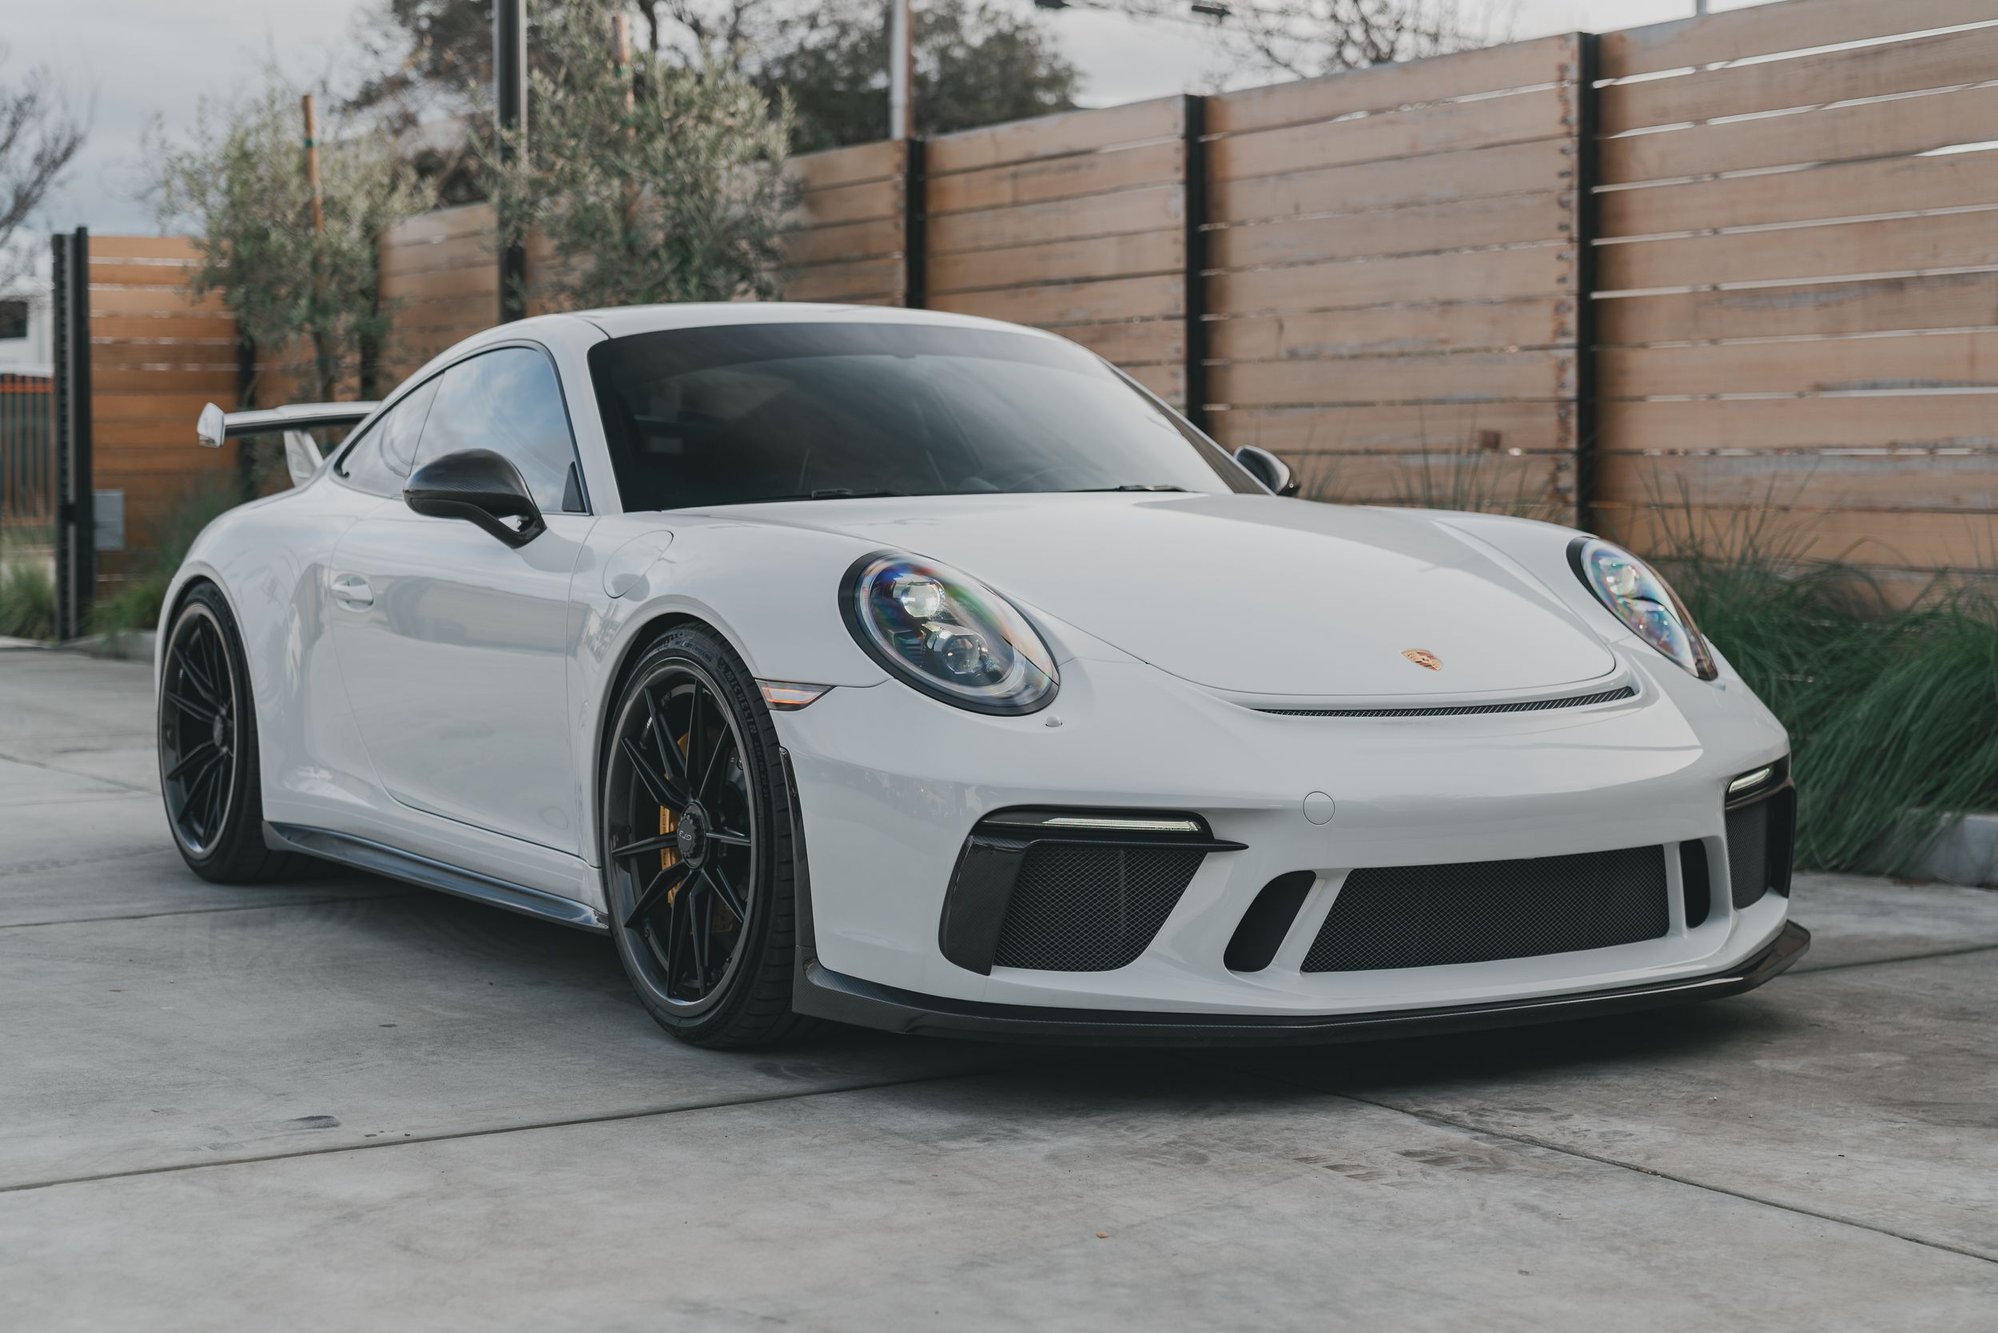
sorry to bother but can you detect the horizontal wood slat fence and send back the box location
[81,235,238,578]
[84,0,1998,591]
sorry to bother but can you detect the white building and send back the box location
[0,278,53,379]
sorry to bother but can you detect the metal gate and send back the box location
[51,227,93,641]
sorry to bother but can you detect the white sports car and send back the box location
[159,304,1806,1048]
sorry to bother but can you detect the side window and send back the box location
[335,379,440,499]
[415,347,584,514]
[379,378,439,475]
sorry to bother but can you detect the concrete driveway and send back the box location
[3,648,1994,1331]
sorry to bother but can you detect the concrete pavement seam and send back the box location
[1788,942,1998,976]
[1300,1084,1997,1267]
[0,1064,1022,1197]
[0,892,421,931]
[0,747,158,796]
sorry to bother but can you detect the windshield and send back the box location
[587,321,1259,510]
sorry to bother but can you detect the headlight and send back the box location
[1568,537,1716,680]
[841,552,1059,714]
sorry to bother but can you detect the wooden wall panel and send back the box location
[377,203,497,381]
[1593,0,1998,579]
[1204,33,1582,518]
[923,101,1192,407]
[780,141,908,306]
[84,0,1998,594]
[84,236,239,579]
[1598,0,1998,78]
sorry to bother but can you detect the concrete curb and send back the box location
[1895,812,1998,889]
[72,630,157,662]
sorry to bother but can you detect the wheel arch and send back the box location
[587,609,723,866]
[155,565,231,687]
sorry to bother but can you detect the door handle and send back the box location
[330,573,374,610]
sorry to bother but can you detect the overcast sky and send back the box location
[16,0,1776,236]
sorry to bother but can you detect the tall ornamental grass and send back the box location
[1654,509,1998,875]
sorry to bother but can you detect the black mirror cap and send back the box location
[1233,445,1299,497]
[404,449,546,547]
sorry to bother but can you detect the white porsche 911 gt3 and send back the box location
[158,303,1806,1048]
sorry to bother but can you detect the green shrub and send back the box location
[0,541,56,640]
[1657,510,1998,874]
[89,482,239,636]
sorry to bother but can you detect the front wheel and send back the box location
[601,626,808,1048]
[157,583,301,883]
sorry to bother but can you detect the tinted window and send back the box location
[587,322,1257,512]
[335,379,438,498]
[416,346,582,513]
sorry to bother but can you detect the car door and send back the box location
[328,345,594,855]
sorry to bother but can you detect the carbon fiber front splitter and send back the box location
[792,921,1811,1047]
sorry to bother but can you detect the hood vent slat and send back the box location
[1259,685,1636,719]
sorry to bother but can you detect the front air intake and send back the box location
[992,842,1206,972]
[937,809,1241,975]
[1302,845,1671,972]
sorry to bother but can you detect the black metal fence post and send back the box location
[495,0,528,323]
[902,136,927,309]
[51,227,94,641]
[1571,32,1602,532]
[1181,93,1209,434]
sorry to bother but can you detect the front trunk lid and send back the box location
[730,493,1617,699]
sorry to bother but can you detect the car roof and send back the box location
[563,301,1060,342]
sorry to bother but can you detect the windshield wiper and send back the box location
[755,488,911,502]
[1065,484,1189,493]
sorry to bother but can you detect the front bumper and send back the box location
[776,645,1794,1022]
[794,921,1811,1046]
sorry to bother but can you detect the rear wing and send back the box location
[196,401,378,487]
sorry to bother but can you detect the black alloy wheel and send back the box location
[158,583,299,882]
[602,626,806,1048]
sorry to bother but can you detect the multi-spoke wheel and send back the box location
[603,626,806,1047]
[158,583,299,883]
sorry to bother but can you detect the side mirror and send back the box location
[1234,445,1299,497]
[196,402,227,449]
[404,449,546,548]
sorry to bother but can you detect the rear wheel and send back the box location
[602,626,808,1048]
[158,583,300,883]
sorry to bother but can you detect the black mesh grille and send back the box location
[992,843,1204,972]
[1728,800,1773,908]
[1302,845,1670,972]
[1260,685,1635,719]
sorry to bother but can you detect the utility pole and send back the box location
[889,0,915,139]
[301,93,333,404]
[495,0,528,322]
[301,94,324,236]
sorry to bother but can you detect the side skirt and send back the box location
[264,822,609,932]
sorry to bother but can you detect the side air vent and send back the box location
[1260,684,1636,719]
[938,810,1242,975]
[1726,787,1796,909]
[1680,841,1712,929]
[1224,871,1317,973]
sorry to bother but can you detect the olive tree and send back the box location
[151,81,433,401]
[484,0,793,310]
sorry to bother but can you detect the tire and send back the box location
[600,626,810,1049]
[157,582,303,884]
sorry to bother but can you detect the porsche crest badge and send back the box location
[1401,648,1442,671]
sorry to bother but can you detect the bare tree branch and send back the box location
[1082,0,1492,81]
[0,44,88,284]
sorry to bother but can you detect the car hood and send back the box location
[721,493,1616,699]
